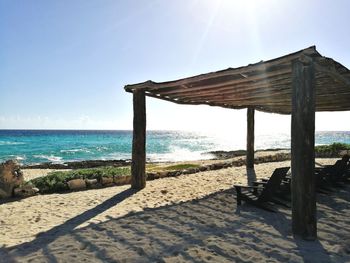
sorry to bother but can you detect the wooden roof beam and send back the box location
[124,46,319,93]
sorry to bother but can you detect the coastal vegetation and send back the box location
[27,163,201,193]
[24,143,350,194]
[146,163,201,172]
[315,143,350,156]
[27,166,131,193]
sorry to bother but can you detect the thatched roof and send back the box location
[124,46,350,114]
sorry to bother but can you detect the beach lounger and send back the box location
[316,155,350,186]
[253,174,291,203]
[260,172,334,198]
[234,167,290,212]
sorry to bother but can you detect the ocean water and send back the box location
[0,130,349,164]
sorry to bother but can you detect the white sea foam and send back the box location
[96,146,108,152]
[105,146,215,163]
[33,155,63,163]
[148,146,215,162]
[60,148,91,153]
[105,152,131,160]
[0,141,26,146]
[5,155,27,163]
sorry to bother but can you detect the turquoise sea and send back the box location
[0,130,349,165]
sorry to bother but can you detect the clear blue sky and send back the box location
[1,0,350,133]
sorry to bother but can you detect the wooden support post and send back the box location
[291,58,316,240]
[131,90,146,190]
[246,107,255,169]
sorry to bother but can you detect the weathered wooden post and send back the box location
[291,58,316,240]
[246,107,255,169]
[131,89,146,190]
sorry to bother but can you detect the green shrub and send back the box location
[60,166,131,180]
[29,172,69,193]
[146,163,200,172]
[28,166,131,193]
[28,163,206,194]
[315,143,350,156]
[161,163,200,171]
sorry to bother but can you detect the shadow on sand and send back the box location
[1,186,350,262]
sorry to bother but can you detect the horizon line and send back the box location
[0,129,349,132]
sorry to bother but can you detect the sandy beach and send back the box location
[2,0,350,261]
[1,158,349,262]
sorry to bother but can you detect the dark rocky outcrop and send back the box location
[207,148,290,160]
[21,159,131,169]
[207,150,246,159]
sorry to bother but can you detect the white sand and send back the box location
[1,159,350,262]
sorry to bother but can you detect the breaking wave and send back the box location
[33,155,63,163]
[0,141,26,146]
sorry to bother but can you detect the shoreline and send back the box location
[19,148,289,169]
[21,150,292,182]
[18,145,349,170]
[16,147,349,199]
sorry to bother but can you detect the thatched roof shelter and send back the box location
[124,46,350,240]
[125,46,350,114]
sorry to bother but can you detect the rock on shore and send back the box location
[0,160,24,198]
